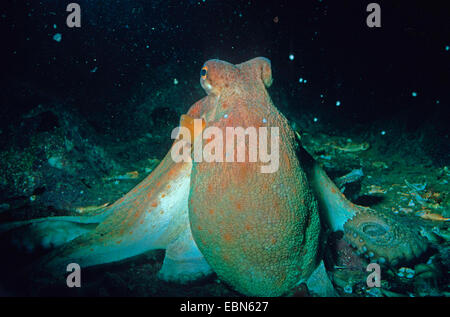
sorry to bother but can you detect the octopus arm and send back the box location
[0,208,112,252]
[343,207,428,264]
[296,140,428,264]
[158,225,212,283]
[296,142,356,232]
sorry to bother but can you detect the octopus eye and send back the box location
[200,66,208,80]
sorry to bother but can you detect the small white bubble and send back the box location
[224,114,228,118]
[381,130,386,136]
[336,101,341,106]
[262,118,267,123]
[53,33,62,42]
[173,78,178,85]
[289,54,295,61]
[313,117,318,122]
[411,91,417,97]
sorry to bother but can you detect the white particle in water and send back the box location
[53,33,62,42]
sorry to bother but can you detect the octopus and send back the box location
[0,57,428,296]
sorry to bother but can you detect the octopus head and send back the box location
[200,57,273,96]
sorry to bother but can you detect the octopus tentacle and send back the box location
[296,139,429,266]
[343,207,429,265]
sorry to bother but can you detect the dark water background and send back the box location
[2,0,449,144]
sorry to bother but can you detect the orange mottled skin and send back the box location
[189,58,321,296]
